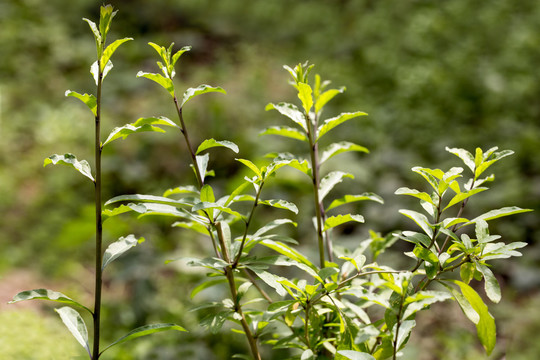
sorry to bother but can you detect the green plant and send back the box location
[10,6,184,359]
[11,4,532,360]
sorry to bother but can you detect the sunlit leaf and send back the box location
[65,90,97,116]
[323,214,364,231]
[327,193,383,211]
[163,185,199,198]
[10,289,92,314]
[474,261,501,303]
[55,307,91,357]
[337,350,376,360]
[137,71,174,97]
[196,139,239,154]
[253,219,297,238]
[105,194,192,207]
[395,187,434,205]
[100,323,186,355]
[320,141,369,164]
[260,126,308,142]
[481,241,527,261]
[399,209,434,237]
[102,234,143,270]
[443,188,488,211]
[44,154,94,182]
[461,207,533,228]
[259,199,298,214]
[191,278,228,298]
[82,18,101,45]
[265,102,307,130]
[101,38,133,71]
[319,171,354,201]
[317,111,367,141]
[297,82,313,113]
[171,46,192,68]
[181,85,226,107]
[259,239,313,269]
[315,87,345,114]
[91,59,113,85]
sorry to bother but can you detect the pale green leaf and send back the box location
[195,153,210,183]
[100,324,186,355]
[317,111,368,141]
[44,154,94,182]
[399,209,434,237]
[475,262,501,303]
[10,289,92,314]
[319,171,354,201]
[327,193,383,211]
[191,278,227,298]
[395,187,434,204]
[481,241,527,261]
[259,199,298,214]
[101,38,133,71]
[137,71,174,97]
[337,350,376,360]
[55,307,91,357]
[171,46,192,68]
[65,90,97,116]
[236,158,262,178]
[315,87,345,113]
[393,320,416,350]
[320,141,369,164]
[196,139,239,154]
[253,218,297,237]
[265,102,307,130]
[446,147,476,173]
[105,194,192,207]
[260,126,308,142]
[133,116,178,128]
[297,82,313,113]
[323,214,364,232]
[82,18,101,44]
[259,239,314,269]
[461,207,533,228]
[163,185,199,198]
[443,188,488,211]
[200,184,215,203]
[181,85,226,107]
[102,235,142,270]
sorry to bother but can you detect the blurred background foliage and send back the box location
[1,0,538,359]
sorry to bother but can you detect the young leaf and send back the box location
[446,147,475,173]
[315,87,345,114]
[101,38,133,71]
[481,241,527,261]
[181,85,226,107]
[259,239,314,269]
[451,280,496,355]
[163,185,199,198]
[98,4,117,40]
[196,139,239,154]
[55,307,91,357]
[253,218,297,238]
[474,261,501,303]
[461,207,533,227]
[102,124,163,147]
[236,158,262,179]
[323,214,364,231]
[399,209,434,238]
[82,18,101,46]
[10,289,92,314]
[137,71,174,97]
[393,320,416,350]
[191,278,228,298]
[44,154,94,182]
[258,199,298,214]
[319,171,354,201]
[443,188,488,211]
[195,153,210,184]
[265,102,307,131]
[65,90,97,116]
[91,60,114,85]
[320,141,369,164]
[102,235,142,270]
[317,111,368,141]
[171,46,192,68]
[297,82,313,113]
[326,193,383,211]
[104,194,192,207]
[260,126,308,142]
[100,324,186,355]
[395,187,434,205]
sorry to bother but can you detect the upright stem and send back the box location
[92,65,104,360]
[306,113,326,267]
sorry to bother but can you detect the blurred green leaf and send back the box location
[320,141,369,164]
[319,171,354,201]
[260,126,308,142]
[317,111,367,141]
[181,85,226,107]
[10,289,92,314]
[55,307,91,357]
[337,350,375,360]
[65,90,97,116]
[327,193,383,211]
[102,234,143,270]
[137,71,174,97]
[297,82,313,113]
[196,139,239,154]
[265,102,307,131]
[323,214,364,231]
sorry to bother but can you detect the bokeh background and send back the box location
[1,0,538,359]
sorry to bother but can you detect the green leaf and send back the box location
[249,268,287,297]
[10,289,92,314]
[412,167,443,193]
[265,102,307,130]
[317,111,368,141]
[461,207,533,228]
[44,154,94,182]
[446,147,475,173]
[137,71,174,97]
[171,46,192,68]
[181,85,226,108]
[102,235,142,270]
[481,241,527,261]
[195,153,210,183]
[104,194,192,207]
[200,184,215,203]
[192,202,243,220]
[82,18,101,45]
[253,218,297,237]
[460,262,475,284]
[172,221,209,235]
[319,171,354,201]
[163,185,199,198]
[55,307,91,357]
[236,158,262,178]
[323,214,364,231]
[315,87,345,114]
[98,4,117,40]
[327,193,383,211]
[451,280,496,355]
[196,139,239,154]
[100,324,186,355]
[191,278,228,298]
[297,82,313,113]
[337,350,376,360]
[399,209,434,237]
[259,239,314,269]
[65,90,97,116]
[259,126,308,142]
[475,149,514,178]
[320,141,369,164]
[413,246,438,265]
[474,262,501,303]
[395,187,434,205]
[102,203,146,221]
[443,188,488,211]
[102,124,164,147]
[269,154,311,177]
[133,116,178,128]
[91,59,113,85]
[258,199,298,214]
[101,38,133,71]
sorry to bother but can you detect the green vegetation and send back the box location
[1,1,538,359]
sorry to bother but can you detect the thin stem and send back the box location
[233,182,264,267]
[305,113,326,267]
[92,62,103,360]
[173,97,204,188]
[392,291,407,360]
